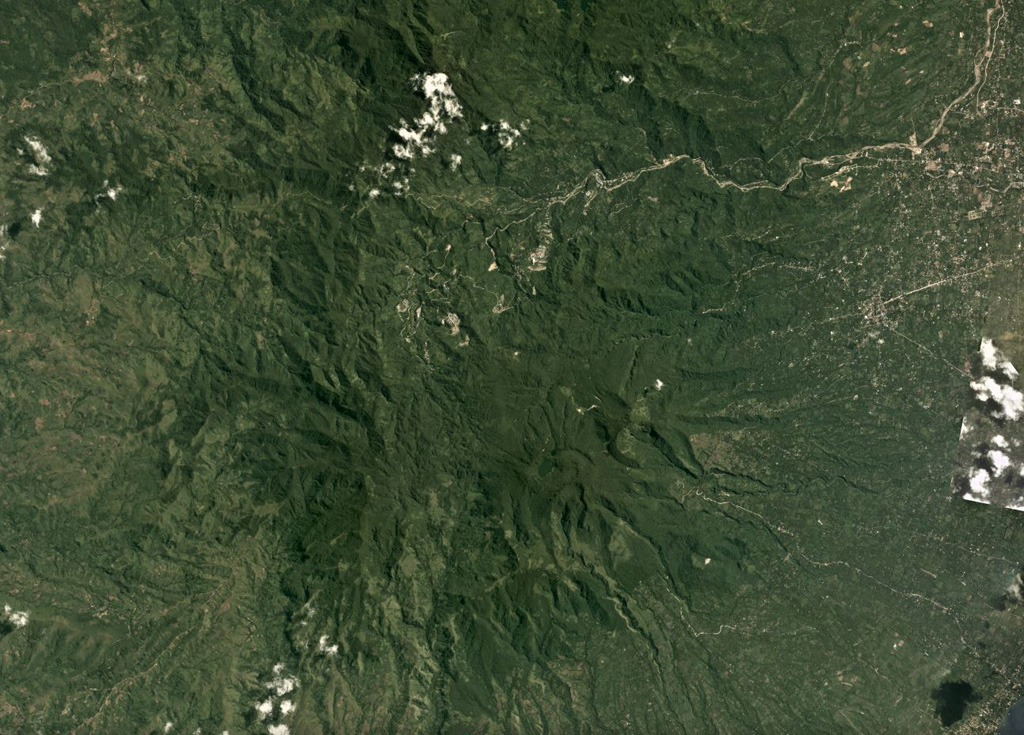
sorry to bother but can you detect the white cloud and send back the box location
[989,449,1012,475]
[618,73,635,84]
[30,209,42,228]
[980,338,1000,369]
[391,178,409,196]
[3,604,29,628]
[1009,573,1024,602]
[993,434,1009,448]
[255,699,274,721]
[163,723,173,733]
[266,665,298,696]
[268,726,290,735]
[96,180,123,203]
[971,376,1024,420]
[280,700,294,716]
[24,137,51,164]
[391,72,462,161]
[24,136,52,176]
[419,74,461,116]
[496,120,522,150]
[980,337,1019,379]
[392,129,427,160]
[317,635,339,656]
[967,467,991,499]
[449,154,462,170]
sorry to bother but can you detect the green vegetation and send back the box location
[0,0,1023,733]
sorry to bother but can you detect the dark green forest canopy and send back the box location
[0,0,1023,733]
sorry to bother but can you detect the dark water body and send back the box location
[1002,698,1024,735]
[932,680,978,728]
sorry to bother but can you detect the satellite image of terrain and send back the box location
[3,0,1024,733]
